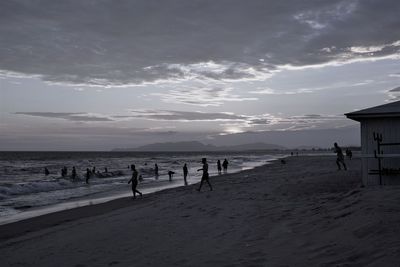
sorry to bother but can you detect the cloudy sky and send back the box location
[1,0,400,150]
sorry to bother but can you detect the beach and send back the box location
[1,155,400,266]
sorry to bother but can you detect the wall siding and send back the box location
[361,118,400,185]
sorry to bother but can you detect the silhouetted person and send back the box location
[61,166,67,177]
[334,142,347,170]
[291,152,293,156]
[183,163,188,186]
[155,164,159,179]
[197,158,212,191]
[71,166,77,180]
[104,167,108,173]
[128,165,142,199]
[86,168,91,184]
[222,159,229,173]
[168,171,175,181]
[217,160,222,175]
[296,152,299,156]
[346,148,353,160]
[44,167,50,176]
[92,166,96,174]
[139,174,143,182]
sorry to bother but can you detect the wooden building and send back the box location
[346,100,400,185]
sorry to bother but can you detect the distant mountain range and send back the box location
[113,141,286,152]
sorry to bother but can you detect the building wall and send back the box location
[360,118,400,185]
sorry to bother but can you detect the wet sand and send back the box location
[1,156,400,266]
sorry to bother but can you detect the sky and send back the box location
[0,0,400,150]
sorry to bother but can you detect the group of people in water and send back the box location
[44,157,230,199]
[44,165,109,184]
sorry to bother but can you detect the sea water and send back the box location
[0,151,284,224]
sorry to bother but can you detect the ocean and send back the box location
[0,151,285,224]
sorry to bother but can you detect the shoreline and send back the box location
[0,153,286,224]
[0,159,279,240]
[2,155,397,266]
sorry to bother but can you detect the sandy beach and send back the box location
[1,155,400,266]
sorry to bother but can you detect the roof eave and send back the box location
[345,112,400,121]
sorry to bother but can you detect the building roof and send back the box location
[345,100,400,121]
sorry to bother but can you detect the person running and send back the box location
[71,166,77,180]
[222,159,229,173]
[334,142,347,170]
[154,163,159,179]
[197,158,212,191]
[128,165,142,199]
[217,160,222,175]
[183,163,188,186]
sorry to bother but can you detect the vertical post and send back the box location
[373,132,383,185]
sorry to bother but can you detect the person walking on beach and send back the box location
[128,165,142,199]
[334,142,347,170]
[217,160,222,175]
[197,158,213,191]
[222,159,229,173]
[155,163,159,179]
[44,167,50,176]
[183,163,188,186]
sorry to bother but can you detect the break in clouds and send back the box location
[0,0,400,86]
[15,110,348,132]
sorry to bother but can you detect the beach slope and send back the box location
[1,156,400,266]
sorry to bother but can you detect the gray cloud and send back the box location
[1,0,399,86]
[15,112,113,122]
[123,110,247,121]
[389,86,400,92]
[152,86,258,106]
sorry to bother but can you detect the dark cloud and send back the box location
[1,0,399,85]
[15,112,113,122]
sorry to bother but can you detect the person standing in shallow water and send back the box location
[86,168,91,184]
[197,158,212,191]
[128,164,142,199]
[71,166,77,180]
[154,163,159,179]
[217,160,222,175]
[222,159,229,173]
[334,142,347,170]
[183,163,188,186]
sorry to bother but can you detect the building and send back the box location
[345,100,400,186]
